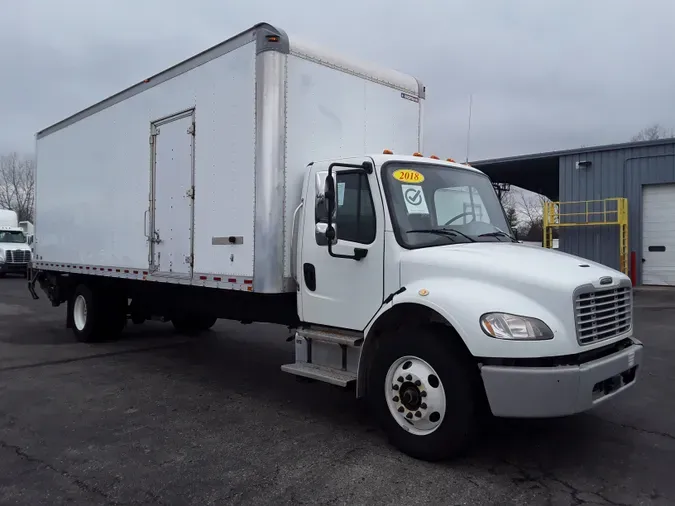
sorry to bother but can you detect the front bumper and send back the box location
[480,338,643,418]
[0,262,28,274]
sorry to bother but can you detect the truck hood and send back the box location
[399,242,627,293]
[0,242,31,251]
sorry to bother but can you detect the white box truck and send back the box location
[29,22,643,461]
[0,209,33,277]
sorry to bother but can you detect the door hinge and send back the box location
[185,186,195,199]
[187,122,195,135]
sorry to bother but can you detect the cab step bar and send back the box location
[297,328,363,347]
[281,327,363,387]
[281,363,356,387]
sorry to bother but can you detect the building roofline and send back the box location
[470,137,675,166]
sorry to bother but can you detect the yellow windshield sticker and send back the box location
[392,169,425,184]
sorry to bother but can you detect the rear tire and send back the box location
[366,324,481,462]
[171,313,217,335]
[70,284,126,343]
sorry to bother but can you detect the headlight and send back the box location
[480,313,554,340]
[0,250,4,262]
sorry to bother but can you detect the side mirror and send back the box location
[324,174,336,218]
[315,222,338,246]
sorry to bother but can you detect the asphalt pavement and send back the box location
[0,276,674,505]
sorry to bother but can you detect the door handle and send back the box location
[303,263,316,291]
[144,210,149,238]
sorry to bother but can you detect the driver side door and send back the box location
[298,158,385,331]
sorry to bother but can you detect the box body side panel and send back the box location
[193,43,256,277]
[35,42,257,277]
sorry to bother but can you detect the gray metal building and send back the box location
[471,139,675,286]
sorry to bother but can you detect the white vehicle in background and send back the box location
[19,220,35,251]
[29,22,642,461]
[0,209,32,277]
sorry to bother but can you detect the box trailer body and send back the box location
[33,23,423,295]
[30,23,643,463]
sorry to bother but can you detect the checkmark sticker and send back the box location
[401,184,429,214]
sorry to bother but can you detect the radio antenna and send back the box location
[465,94,473,163]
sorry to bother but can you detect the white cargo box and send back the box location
[34,22,424,294]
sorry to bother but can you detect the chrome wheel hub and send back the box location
[385,355,446,436]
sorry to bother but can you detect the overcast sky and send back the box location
[1,0,674,162]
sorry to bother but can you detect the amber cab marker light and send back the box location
[266,35,280,42]
[383,149,393,155]
[429,155,439,159]
[412,152,423,157]
[446,158,456,163]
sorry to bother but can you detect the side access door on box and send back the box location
[148,108,196,278]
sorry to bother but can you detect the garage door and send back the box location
[642,184,675,285]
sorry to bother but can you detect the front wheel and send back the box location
[367,325,482,461]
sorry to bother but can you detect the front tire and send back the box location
[366,325,482,462]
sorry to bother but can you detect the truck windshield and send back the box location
[0,231,27,243]
[381,162,514,249]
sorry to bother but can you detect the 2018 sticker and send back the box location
[392,169,425,184]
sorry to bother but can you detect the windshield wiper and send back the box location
[406,228,477,243]
[477,230,515,242]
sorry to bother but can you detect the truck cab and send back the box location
[289,152,642,461]
[0,210,32,277]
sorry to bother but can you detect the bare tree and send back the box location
[515,191,551,241]
[0,152,35,222]
[495,189,518,232]
[630,123,674,142]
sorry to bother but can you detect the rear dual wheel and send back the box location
[171,313,217,334]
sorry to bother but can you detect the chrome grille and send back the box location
[6,250,31,264]
[575,285,632,345]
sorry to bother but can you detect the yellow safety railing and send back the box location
[543,198,629,275]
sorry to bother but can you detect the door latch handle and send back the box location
[144,210,149,238]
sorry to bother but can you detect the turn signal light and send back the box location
[412,152,423,157]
